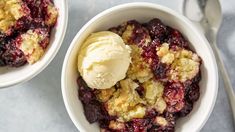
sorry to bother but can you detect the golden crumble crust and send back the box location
[122,25,133,45]
[45,1,58,26]
[127,45,153,83]
[96,87,116,102]
[156,43,201,82]
[154,116,168,127]
[108,121,125,130]
[0,0,29,33]
[16,29,48,64]
[143,79,164,105]
[106,79,146,121]
[153,97,167,114]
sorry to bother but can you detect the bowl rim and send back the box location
[61,2,218,132]
[0,0,68,88]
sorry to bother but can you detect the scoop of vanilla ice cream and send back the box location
[78,31,131,89]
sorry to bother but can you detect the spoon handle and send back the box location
[207,29,235,121]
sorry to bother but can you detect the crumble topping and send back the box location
[15,29,49,64]
[123,105,146,121]
[96,87,116,102]
[106,79,146,121]
[127,45,153,83]
[156,43,201,82]
[154,116,168,127]
[108,121,125,130]
[153,97,167,114]
[44,1,58,26]
[157,43,175,64]
[143,79,164,105]
[122,25,133,44]
[0,0,29,33]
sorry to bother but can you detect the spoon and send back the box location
[183,0,235,123]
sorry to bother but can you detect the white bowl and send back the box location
[0,0,68,88]
[62,2,218,132]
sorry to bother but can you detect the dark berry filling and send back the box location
[77,77,114,124]
[146,18,168,41]
[0,40,27,67]
[128,20,151,47]
[166,26,190,49]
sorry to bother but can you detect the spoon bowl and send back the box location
[204,0,222,33]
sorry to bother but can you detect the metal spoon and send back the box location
[183,0,235,123]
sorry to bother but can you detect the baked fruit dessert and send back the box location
[77,18,201,132]
[0,0,58,67]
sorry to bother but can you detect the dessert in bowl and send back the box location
[62,3,218,132]
[0,0,68,88]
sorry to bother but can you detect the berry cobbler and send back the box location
[77,18,201,132]
[0,0,58,67]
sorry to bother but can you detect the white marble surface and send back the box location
[0,0,234,131]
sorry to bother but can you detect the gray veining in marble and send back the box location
[0,0,234,132]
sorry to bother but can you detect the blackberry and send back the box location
[166,27,189,49]
[164,82,185,113]
[146,18,167,41]
[1,42,27,67]
[153,63,168,80]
